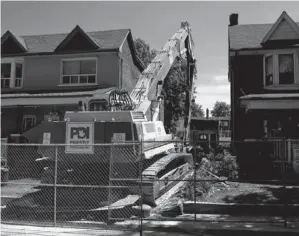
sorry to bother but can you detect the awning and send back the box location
[1,88,115,107]
[240,93,299,111]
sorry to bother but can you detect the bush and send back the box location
[199,145,239,180]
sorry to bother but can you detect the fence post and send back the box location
[54,145,58,226]
[193,141,197,222]
[288,139,291,163]
[283,139,287,228]
[108,142,114,224]
[139,138,143,236]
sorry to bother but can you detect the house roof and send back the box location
[1,87,116,107]
[3,28,129,53]
[1,26,145,71]
[229,19,299,50]
[1,87,115,99]
[240,93,299,100]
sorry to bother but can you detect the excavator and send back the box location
[5,22,196,216]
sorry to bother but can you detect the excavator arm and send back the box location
[107,22,196,140]
[130,22,196,117]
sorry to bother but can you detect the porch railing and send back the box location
[271,139,299,164]
[219,130,231,138]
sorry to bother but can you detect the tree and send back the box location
[191,87,204,117]
[134,38,157,67]
[211,101,231,117]
[191,103,204,117]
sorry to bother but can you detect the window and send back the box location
[279,54,294,84]
[200,134,207,140]
[220,121,229,127]
[89,101,108,111]
[61,58,97,85]
[263,51,299,89]
[265,56,274,86]
[1,59,23,89]
[144,123,156,133]
[15,62,23,87]
[1,63,11,88]
[22,115,36,132]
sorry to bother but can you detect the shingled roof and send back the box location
[1,26,145,71]
[229,22,299,51]
[2,28,133,53]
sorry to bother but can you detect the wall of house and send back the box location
[1,107,51,138]
[1,52,119,93]
[1,109,18,138]
[231,53,299,143]
[120,39,142,93]
[230,54,265,157]
[1,105,77,138]
[231,54,264,143]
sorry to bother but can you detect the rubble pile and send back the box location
[151,145,239,217]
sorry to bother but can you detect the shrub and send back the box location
[199,145,239,180]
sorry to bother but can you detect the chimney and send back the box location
[206,108,209,119]
[229,13,238,26]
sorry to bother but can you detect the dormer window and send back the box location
[263,50,299,89]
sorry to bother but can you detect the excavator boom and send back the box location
[130,22,196,118]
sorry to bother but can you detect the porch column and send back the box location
[288,139,291,163]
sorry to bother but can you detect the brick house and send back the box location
[1,25,145,139]
[228,12,299,178]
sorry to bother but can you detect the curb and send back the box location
[140,221,299,235]
[183,201,299,216]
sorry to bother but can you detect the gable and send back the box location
[261,11,299,45]
[56,32,98,51]
[1,36,25,54]
[54,25,99,52]
[268,19,299,41]
[1,31,27,55]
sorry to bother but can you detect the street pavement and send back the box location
[2,219,299,236]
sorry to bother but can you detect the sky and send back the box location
[1,1,299,111]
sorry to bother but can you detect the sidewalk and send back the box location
[1,219,299,236]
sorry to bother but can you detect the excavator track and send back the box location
[131,152,193,206]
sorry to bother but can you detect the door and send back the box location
[22,115,36,132]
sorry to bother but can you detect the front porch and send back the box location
[236,94,299,179]
[1,88,114,139]
[240,93,299,139]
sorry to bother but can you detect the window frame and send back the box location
[1,57,24,89]
[263,49,299,90]
[60,57,97,86]
[264,54,274,87]
[22,115,36,132]
[220,121,229,127]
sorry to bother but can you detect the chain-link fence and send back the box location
[1,139,299,232]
